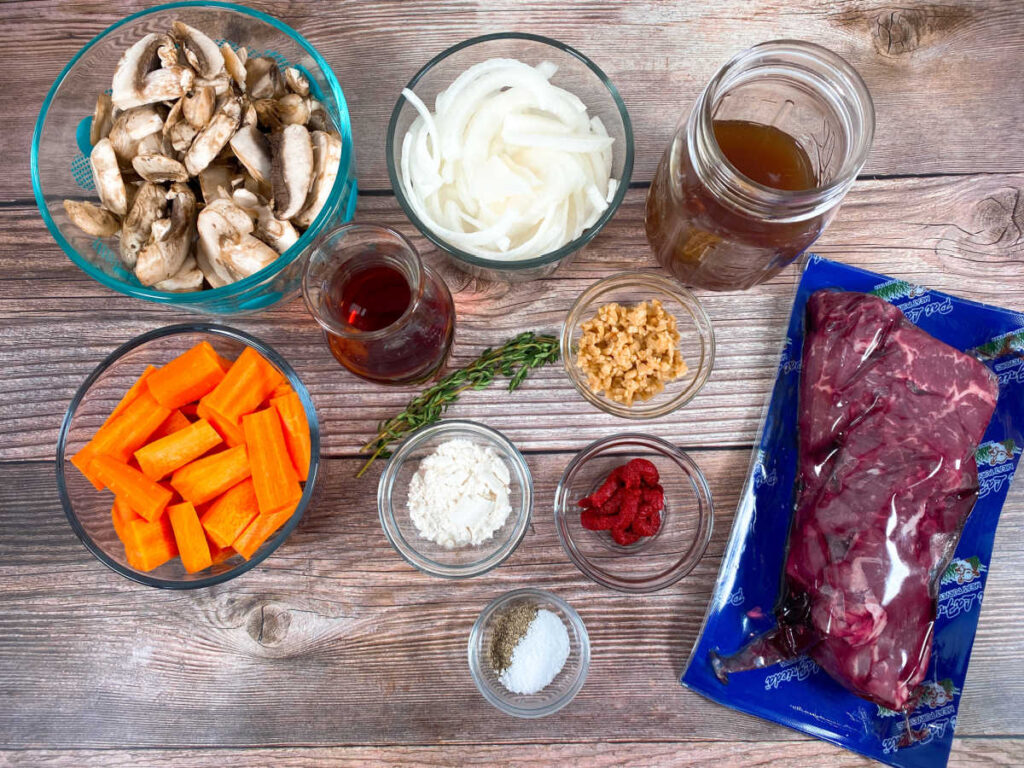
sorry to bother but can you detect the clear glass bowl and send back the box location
[554,434,713,593]
[377,420,532,578]
[386,32,634,283]
[468,588,590,718]
[561,271,715,419]
[32,1,358,315]
[56,324,320,588]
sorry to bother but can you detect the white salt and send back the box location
[499,608,570,694]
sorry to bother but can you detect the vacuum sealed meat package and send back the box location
[683,256,1024,768]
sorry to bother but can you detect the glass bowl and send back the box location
[377,420,532,578]
[554,434,713,593]
[386,32,634,283]
[468,588,590,718]
[561,271,715,419]
[56,323,320,588]
[32,1,358,315]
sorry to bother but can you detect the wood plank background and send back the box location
[1,1,1023,766]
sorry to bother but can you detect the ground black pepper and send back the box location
[489,602,538,673]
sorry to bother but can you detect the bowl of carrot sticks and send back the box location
[56,324,319,588]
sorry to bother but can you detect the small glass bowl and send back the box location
[561,271,715,419]
[386,32,634,283]
[56,324,320,589]
[32,2,357,315]
[377,420,532,578]
[468,588,590,718]
[554,434,713,593]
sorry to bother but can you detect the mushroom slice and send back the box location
[270,124,314,221]
[222,234,279,277]
[253,98,283,132]
[171,21,225,79]
[229,123,272,185]
[138,65,195,105]
[196,243,233,288]
[135,183,196,286]
[195,71,233,96]
[157,37,180,69]
[221,43,247,91]
[184,96,241,176]
[108,105,164,163]
[294,130,342,228]
[120,182,167,268]
[277,93,310,126]
[90,93,114,146]
[63,200,120,237]
[284,67,310,97]
[182,85,216,129]
[111,33,170,109]
[90,138,128,216]
[162,99,195,154]
[306,100,331,133]
[132,153,189,183]
[196,198,258,282]
[246,57,284,100]
[153,256,204,292]
[198,163,235,204]
[255,206,299,253]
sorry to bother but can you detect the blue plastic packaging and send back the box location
[682,255,1024,768]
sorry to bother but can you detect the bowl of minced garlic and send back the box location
[469,588,590,718]
[561,271,715,419]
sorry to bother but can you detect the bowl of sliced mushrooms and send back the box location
[32,2,357,314]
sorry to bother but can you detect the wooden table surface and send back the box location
[2,1,1023,766]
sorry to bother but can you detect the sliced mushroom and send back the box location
[196,198,255,281]
[196,243,232,288]
[222,234,279,277]
[198,163,235,204]
[221,43,247,91]
[171,21,224,79]
[229,123,271,185]
[270,124,314,221]
[294,130,342,228]
[182,85,216,129]
[135,183,196,285]
[89,138,128,216]
[138,65,195,105]
[252,98,283,132]
[277,93,310,126]
[63,200,120,237]
[153,256,204,292]
[108,105,164,164]
[162,99,196,154]
[246,57,284,100]
[120,181,167,267]
[90,93,114,146]
[183,96,241,176]
[255,206,299,253]
[195,71,233,96]
[111,33,169,109]
[132,153,189,183]
[284,67,310,97]
[306,100,331,133]
[157,37,179,69]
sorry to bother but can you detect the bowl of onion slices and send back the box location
[386,33,634,282]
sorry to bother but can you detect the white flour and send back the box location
[407,438,512,548]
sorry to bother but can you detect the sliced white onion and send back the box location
[399,57,618,261]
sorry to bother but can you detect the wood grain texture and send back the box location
[2,739,1023,767]
[3,176,1023,462]
[0,456,1022,752]
[3,0,1024,201]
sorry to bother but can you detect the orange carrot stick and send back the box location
[199,346,284,430]
[147,409,192,443]
[207,535,236,565]
[271,392,311,481]
[170,445,251,506]
[123,514,178,571]
[215,353,234,373]
[111,497,143,544]
[103,365,158,427]
[200,478,260,548]
[167,501,213,573]
[134,418,223,480]
[91,455,174,522]
[196,402,245,447]
[179,402,199,419]
[268,381,294,400]
[232,500,298,559]
[146,341,226,410]
[243,407,302,516]
[71,445,106,491]
[88,389,172,463]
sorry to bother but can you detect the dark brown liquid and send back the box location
[645,120,826,291]
[713,120,816,191]
[334,264,411,332]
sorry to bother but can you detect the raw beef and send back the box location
[713,290,999,711]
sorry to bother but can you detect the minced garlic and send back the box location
[575,299,688,406]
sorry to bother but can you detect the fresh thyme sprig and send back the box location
[356,332,560,477]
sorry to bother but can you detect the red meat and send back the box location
[713,291,999,711]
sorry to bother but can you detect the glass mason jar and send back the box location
[302,224,455,385]
[645,41,874,291]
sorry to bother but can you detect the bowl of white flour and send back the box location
[377,419,533,578]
